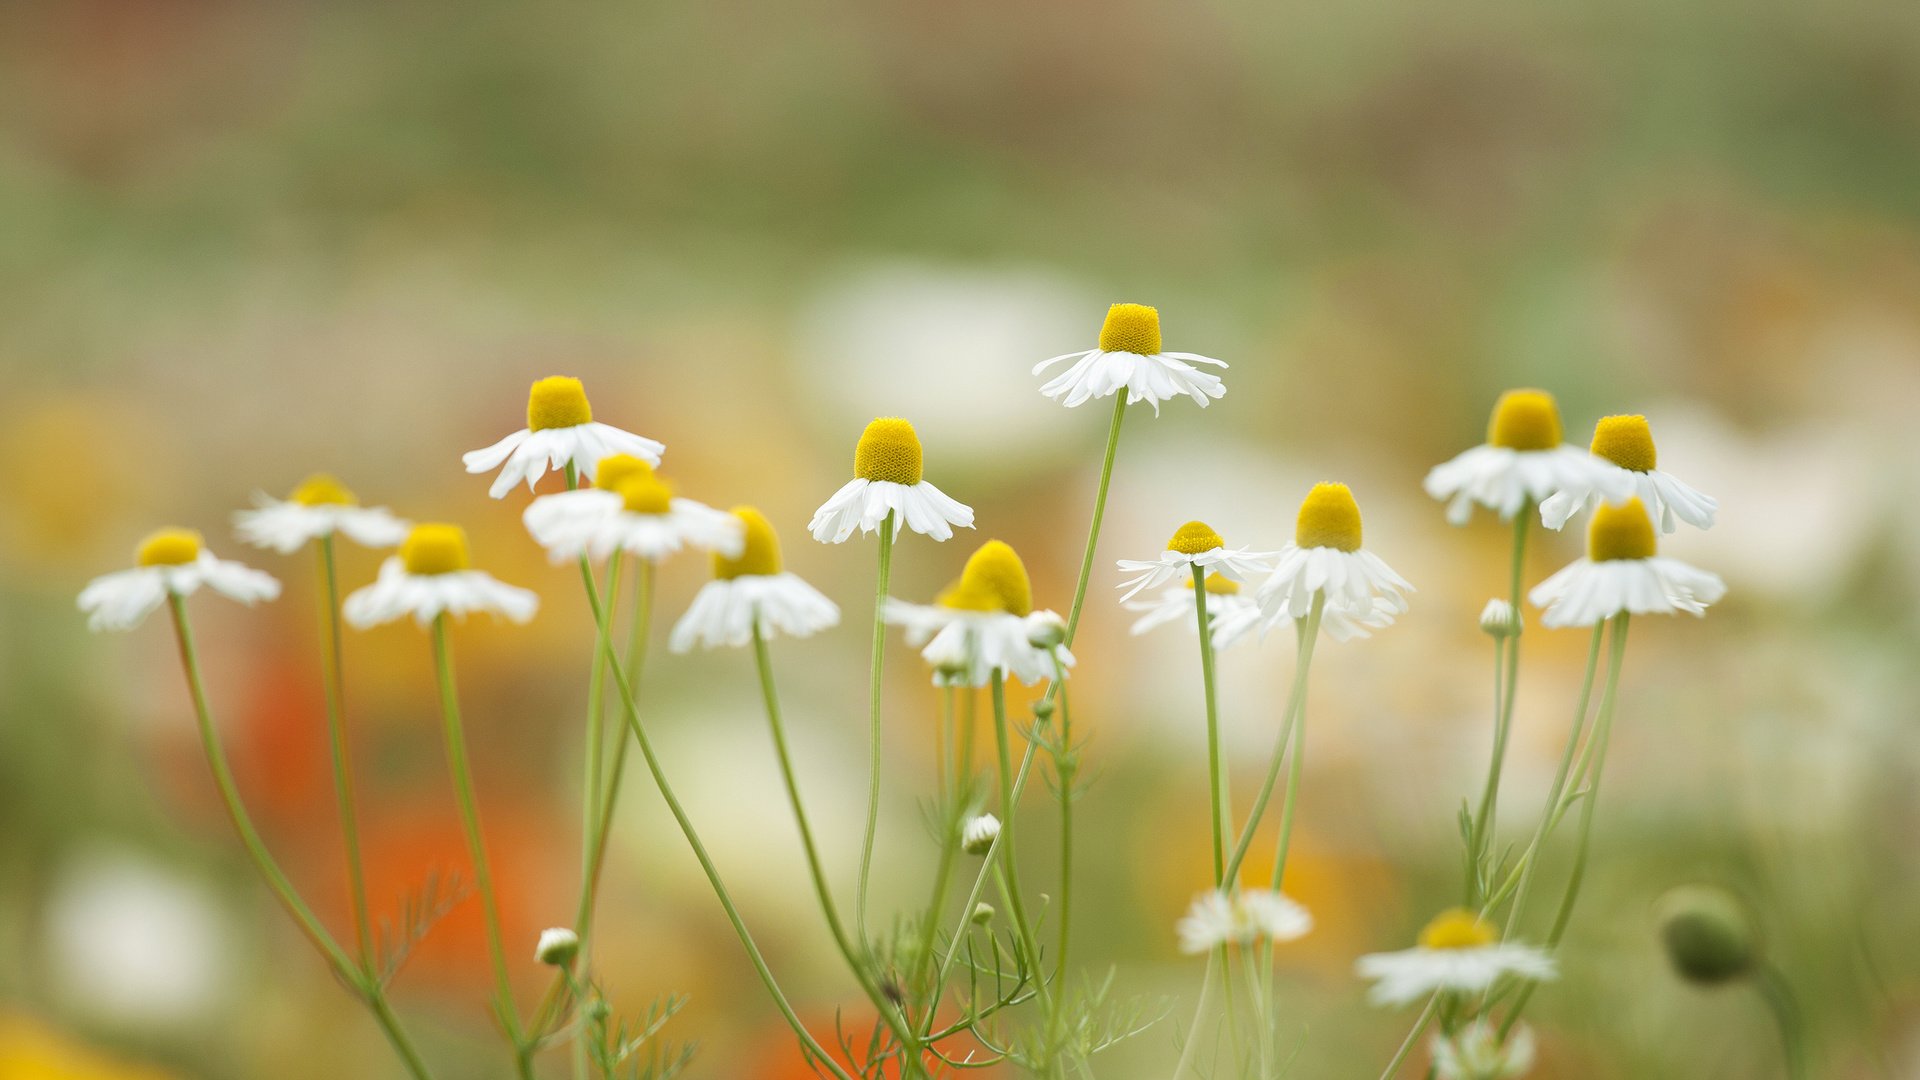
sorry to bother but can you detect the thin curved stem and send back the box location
[315,536,373,969]
[1222,593,1324,885]
[1498,623,1605,932]
[1757,963,1810,1080]
[989,673,1053,1013]
[1054,667,1076,984]
[1377,994,1439,1080]
[857,509,897,946]
[1467,512,1530,904]
[574,554,620,941]
[1065,394,1128,643]
[1193,566,1227,884]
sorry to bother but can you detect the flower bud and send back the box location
[1024,611,1067,650]
[1479,598,1520,638]
[535,927,580,967]
[961,813,1001,855]
[969,902,995,925]
[1656,885,1757,986]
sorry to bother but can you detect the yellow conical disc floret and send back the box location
[854,417,924,485]
[290,473,356,507]
[594,453,654,492]
[401,524,472,576]
[1418,908,1498,950]
[1099,303,1162,356]
[619,475,674,515]
[1184,574,1241,595]
[1167,521,1224,556]
[1590,414,1657,473]
[137,528,203,567]
[939,540,1033,617]
[715,507,781,580]
[1295,482,1363,552]
[1589,498,1656,562]
[527,376,593,431]
[1486,389,1563,452]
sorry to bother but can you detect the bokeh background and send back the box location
[4,1,1920,1076]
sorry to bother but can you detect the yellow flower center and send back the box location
[401,523,472,576]
[1418,908,1498,950]
[1486,389,1563,451]
[619,475,674,515]
[527,376,593,431]
[290,473,356,506]
[714,506,782,579]
[1295,482,1363,552]
[854,417,924,485]
[1588,498,1656,562]
[1185,574,1241,596]
[1590,414,1657,472]
[1167,520,1223,556]
[137,528,203,567]
[1098,302,1162,356]
[594,453,654,492]
[939,539,1033,617]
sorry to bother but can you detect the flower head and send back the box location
[1355,908,1555,1007]
[1529,498,1726,628]
[1539,414,1718,534]
[523,454,743,564]
[809,417,974,543]
[79,528,281,632]
[535,927,580,966]
[1032,303,1227,414]
[1176,889,1312,954]
[668,507,840,651]
[234,473,409,554]
[886,539,1072,687]
[1255,483,1410,638]
[342,523,538,628]
[463,376,665,498]
[961,814,1001,855]
[1432,1020,1537,1080]
[1115,520,1273,603]
[1478,598,1519,638]
[1424,389,1632,526]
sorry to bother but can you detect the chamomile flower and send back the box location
[668,507,840,651]
[961,814,1001,855]
[342,524,538,628]
[1255,483,1411,634]
[1175,888,1312,955]
[1116,521,1273,603]
[1033,303,1227,414]
[463,376,665,499]
[1529,498,1727,629]
[884,539,1073,688]
[522,454,742,564]
[1355,908,1555,1007]
[79,529,280,632]
[1433,1020,1537,1080]
[1539,414,1718,534]
[1126,572,1264,648]
[233,473,409,553]
[808,417,974,542]
[1424,389,1633,525]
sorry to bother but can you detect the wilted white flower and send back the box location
[886,540,1072,688]
[342,524,538,628]
[1539,414,1716,534]
[233,474,408,553]
[1115,520,1273,603]
[1424,389,1631,525]
[79,529,280,633]
[523,453,742,564]
[1255,483,1410,637]
[1530,499,1726,629]
[1176,888,1312,954]
[961,814,1001,855]
[669,508,839,651]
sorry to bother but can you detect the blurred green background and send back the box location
[4,0,1919,1076]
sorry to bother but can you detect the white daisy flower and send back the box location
[1433,1020,1537,1080]
[1256,483,1413,635]
[1529,498,1727,629]
[1033,303,1227,414]
[808,417,974,543]
[668,507,840,652]
[1356,908,1555,1007]
[534,927,580,967]
[1126,574,1266,649]
[232,473,409,554]
[462,376,665,499]
[961,813,1001,855]
[1424,389,1634,526]
[342,524,538,629]
[1175,888,1312,955]
[1115,520,1273,604]
[78,529,280,633]
[523,454,743,564]
[1538,414,1717,534]
[1478,598,1520,638]
[884,540,1073,688]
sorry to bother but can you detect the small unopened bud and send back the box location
[1656,885,1757,986]
[1024,611,1067,650]
[1479,599,1520,638]
[969,902,995,925]
[1032,700,1056,721]
[535,927,580,966]
[961,813,1001,855]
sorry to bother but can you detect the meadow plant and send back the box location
[80,302,1738,1078]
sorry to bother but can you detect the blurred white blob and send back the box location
[794,262,1098,468]
[46,846,229,1028]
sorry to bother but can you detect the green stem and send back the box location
[1193,566,1227,885]
[1467,512,1529,904]
[1054,667,1076,984]
[1498,623,1605,932]
[856,509,897,946]
[574,555,620,942]
[315,535,373,969]
[1377,994,1439,1080]
[577,569,858,1080]
[989,672,1054,1015]
[429,615,525,1062]
[586,561,651,909]
[1757,963,1810,1080]
[1221,593,1324,885]
[1064,394,1128,643]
